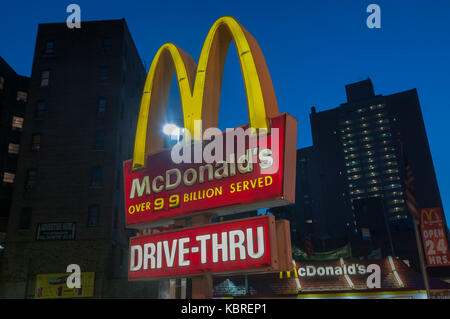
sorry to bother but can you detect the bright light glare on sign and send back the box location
[162,123,180,137]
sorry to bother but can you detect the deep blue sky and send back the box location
[1,0,449,221]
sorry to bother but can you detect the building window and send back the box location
[88,205,99,227]
[40,71,50,87]
[91,166,102,186]
[31,134,41,151]
[16,91,28,102]
[8,143,20,154]
[3,172,15,184]
[0,76,4,90]
[94,131,104,150]
[99,67,109,81]
[97,99,107,116]
[35,101,46,120]
[25,169,37,189]
[102,38,112,51]
[44,41,54,54]
[19,207,32,230]
[12,116,24,130]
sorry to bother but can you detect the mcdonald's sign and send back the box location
[420,208,450,267]
[123,16,297,228]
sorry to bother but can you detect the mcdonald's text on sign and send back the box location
[420,208,450,267]
[128,215,287,279]
[124,114,296,227]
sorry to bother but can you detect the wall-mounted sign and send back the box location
[420,207,450,267]
[34,272,95,299]
[128,215,291,280]
[36,222,75,241]
[124,114,296,228]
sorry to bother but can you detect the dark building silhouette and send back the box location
[0,57,29,239]
[271,148,324,250]
[307,78,445,268]
[0,19,158,298]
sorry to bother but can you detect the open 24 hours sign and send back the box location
[128,215,292,279]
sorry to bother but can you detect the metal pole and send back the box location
[190,214,213,299]
[413,219,431,298]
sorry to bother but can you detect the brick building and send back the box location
[0,19,158,298]
[0,57,29,243]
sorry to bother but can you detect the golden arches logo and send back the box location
[420,208,442,226]
[132,16,280,170]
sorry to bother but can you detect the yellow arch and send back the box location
[133,16,280,170]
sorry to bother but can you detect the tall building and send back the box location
[308,78,445,267]
[271,148,324,250]
[0,57,29,240]
[0,19,158,298]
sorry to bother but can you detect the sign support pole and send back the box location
[413,219,431,298]
[190,213,213,299]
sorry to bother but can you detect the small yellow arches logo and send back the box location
[133,16,280,170]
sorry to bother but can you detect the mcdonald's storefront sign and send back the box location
[124,16,297,228]
[420,207,450,267]
[124,113,297,227]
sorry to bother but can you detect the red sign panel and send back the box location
[420,207,450,267]
[123,113,297,228]
[128,215,278,280]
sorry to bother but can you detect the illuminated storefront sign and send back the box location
[297,263,373,277]
[129,215,290,279]
[34,272,95,299]
[420,207,450,267]
[124,114,296,227]
[124,16,297,228]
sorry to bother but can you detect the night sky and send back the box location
[1,0,449,221]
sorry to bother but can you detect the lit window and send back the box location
[384,161,398,167]
[385,183,401,190]
[40,71,50,87]
[388,207,405,213]
[389,191,403,197]
[368,179,380,185]
[16,91,28,102]
[12,116,24,130]
[3,172,15,183]
[8,143,20,154]
[348,174,362,181]
[365,172,380,177]
[31,134,41,151]
[346,160,360,167]
[368,186,380,192]
[347,167,361,173]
